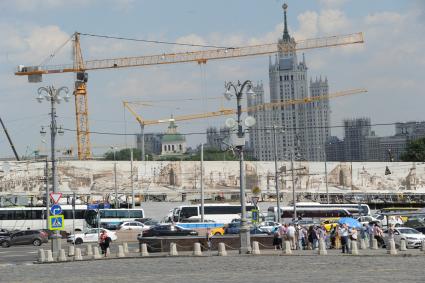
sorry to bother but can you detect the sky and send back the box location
[0,0,424,159]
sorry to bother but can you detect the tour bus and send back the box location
[267,206,352,222]
[0,205,145,232]
[169,204,257,229]
[294,202,371,216]
[84,208,145,230]
[0,205,88,232]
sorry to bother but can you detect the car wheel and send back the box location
[75,238,83,245]
[214,232,221,236]
[1,242,10,248]
[33,239,42,246]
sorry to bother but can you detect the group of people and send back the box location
[272,222,386,253]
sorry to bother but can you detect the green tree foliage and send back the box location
[400,138,425,162]
[104,148,146,161]
[184,148,243,161]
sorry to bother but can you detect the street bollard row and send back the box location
[37,238,425,263]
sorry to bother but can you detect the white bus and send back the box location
[0,205,88,232]
[267,206,352,222]
[169,203,257,228]
[85,208,145,230]
[295,202,371,216]
[0,206,145,232]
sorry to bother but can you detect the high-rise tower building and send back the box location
[248,4,330,161]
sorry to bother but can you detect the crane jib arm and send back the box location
[15,32,364,77]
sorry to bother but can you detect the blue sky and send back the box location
[0,0,424,158]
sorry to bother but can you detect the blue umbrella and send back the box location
[338,217,361,228]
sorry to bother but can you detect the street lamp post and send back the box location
[224,80,255,254]
[111,147,118,208]
[291,149,297,220]
[37,85,70,258]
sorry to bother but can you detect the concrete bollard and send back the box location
[74,248,83,260]
[169,242,178,256]
[399,239,407,251]
[58,249,67,262]
[106,247,110,257]
[193,242,202,256]
[252,241,261,255]
[360,238,367,250]
[350,240,359,255]
[318,238,327,255]
[86,244,93,257]
[387,239,397,255]
[141,243,149,257]
[117,245,125,258]
[421,240,425,252]
[123,242,129,254]
[93,246,102,259]
[282,241,292,255]
[38,249,45,263]
[45,250,54,262]
[218,242,227,256]
[68,245,75,257]
[371,238,378,250]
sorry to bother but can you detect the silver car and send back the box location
[383,227,425,248]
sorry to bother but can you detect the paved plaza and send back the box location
[1,248,425,283]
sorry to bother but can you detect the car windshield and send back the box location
[398,228,420,234]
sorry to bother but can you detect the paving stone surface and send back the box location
[1,248,425,283]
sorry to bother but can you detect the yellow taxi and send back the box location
[209,227,225,236]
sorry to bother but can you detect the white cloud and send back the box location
[293,11,319,40]
[365,11,403,25]
[318,0,349,8]
[318,9,351,34]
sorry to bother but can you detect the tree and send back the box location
[104,148,144,161]
[400,137,425,162]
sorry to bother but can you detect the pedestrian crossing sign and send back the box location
[49,215,65,231]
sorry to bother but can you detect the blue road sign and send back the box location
[49,215,64,230]
[50,204,62,215]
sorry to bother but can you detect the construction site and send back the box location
[1,3,423,208]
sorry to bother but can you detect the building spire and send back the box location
[282,3,290,41]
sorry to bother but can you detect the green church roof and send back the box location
[162,133,185,143]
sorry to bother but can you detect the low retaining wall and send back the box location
[139,235,274,252]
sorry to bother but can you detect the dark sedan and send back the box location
[138,225,198,238]
[1,230,49,248]
[225,223,268,235]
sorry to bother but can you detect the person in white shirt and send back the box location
[286,224,296,250]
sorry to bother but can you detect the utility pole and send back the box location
[200,144,204,222]
[272,125,281,223]
[37,85,69,258]
[131,149,135,208]
[291,149,297,220]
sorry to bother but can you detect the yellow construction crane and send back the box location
[15,22,363,160]
[123,88,367,158]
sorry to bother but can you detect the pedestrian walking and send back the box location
[273,227,282,250]
[287,224,296,249]
[99,230,111,257]
[373,224,385,248]
[338,224,349,254]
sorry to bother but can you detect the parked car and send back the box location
[0,228,11,238]
[225,222,268,235]
[67,228,117,245]
[357,216,381,225]
[209,227,225,236]
[1,230,49,248]
[258,221,281,233]
[383,227,425,248]
[138,225,198,239]
[118,221,150,231]
[134,218,160,227]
